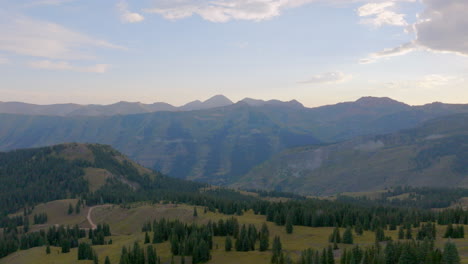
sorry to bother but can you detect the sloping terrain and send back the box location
[0,97,467,185]
[0,143,205,216]
[234,114,468,195]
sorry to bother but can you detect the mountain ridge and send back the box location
[1,96,463,117]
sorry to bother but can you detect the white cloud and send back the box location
[21,0,75,7]
[358,2,408,27]
[117,1,145,23]
[360,42,416,63]
[300,71,352,84]
[0,13,124,60]
[362,0,468,62]
[143,0,316,23]
[28,60,110,73]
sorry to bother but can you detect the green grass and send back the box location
[3,202,468,264]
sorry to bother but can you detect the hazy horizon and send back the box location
[0,94,463,108]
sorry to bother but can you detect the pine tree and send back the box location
[329,227,341,243]
[271,236,283,264]
[193,207,198,217]
[327,245,335,264]
[147,245,158,264]
[260,223,270,251]
[105,256,111,264]
[442,241,461,264]
[342,227,353,244]
[225,236,232,252]
[75,202,81,214]
[375,227,385,242]
[145,232,150,244]
[285,214,293,234]
[398,226,405,239]
[405,227,413,239]
[445,224,454,238]
[355,220,363,236]
[398,245,413,264]
[46,245,51,255]
[68,203,74,215]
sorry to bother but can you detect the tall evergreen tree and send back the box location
[442,241,461,264]
[285,214,294,234]
[342,227,353,244]
[225,236,232,252]
[68,204,74,215]
[260,223,270,251]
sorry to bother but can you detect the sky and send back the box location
[0,0,467,107]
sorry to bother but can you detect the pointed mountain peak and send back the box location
[203,95,233,106]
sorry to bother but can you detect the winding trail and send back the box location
[87,204,112,230]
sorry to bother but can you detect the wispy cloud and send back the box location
[0,13,124,61]
[360,42,416,64]
[21,0,75,8]
[143,0,316,23]
[28,60,110,73]
[300,71,352,85]
[358,1,408,27]
[117,1,145,23]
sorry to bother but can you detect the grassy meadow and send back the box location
[2,201,468,264]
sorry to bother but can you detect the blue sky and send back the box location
[0,0,467,107]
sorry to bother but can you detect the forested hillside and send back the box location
[234,114,468,195]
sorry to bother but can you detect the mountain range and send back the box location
[0,96,467,192]
[0,95,305,117]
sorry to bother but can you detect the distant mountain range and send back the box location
[0,96,467,189]
[0,95,232,116]
[0,95,305,116]
[233,114,468,195]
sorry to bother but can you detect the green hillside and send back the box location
[233,114,468,195]
[0,143,211,218]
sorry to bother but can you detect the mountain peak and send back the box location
[203,95,233,106]
[355,96,408,107]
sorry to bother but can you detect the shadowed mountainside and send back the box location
[233,114,468,195]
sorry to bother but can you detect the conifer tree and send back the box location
[342,227,353,244]
[327,245,335,264]
[405,227,413,239]
[225,236,232,252]
[398,246,413,264]
[442,241,461,264]
[104,256,111,264]
[75,202,81,214]
[145,232,150,244]
[68,203,74,215]
[285,214,294,234]
[271,236,283,264]
[46,245,51,255]
[260,223,270,251]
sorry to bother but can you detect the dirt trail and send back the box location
[87,205,112,230]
